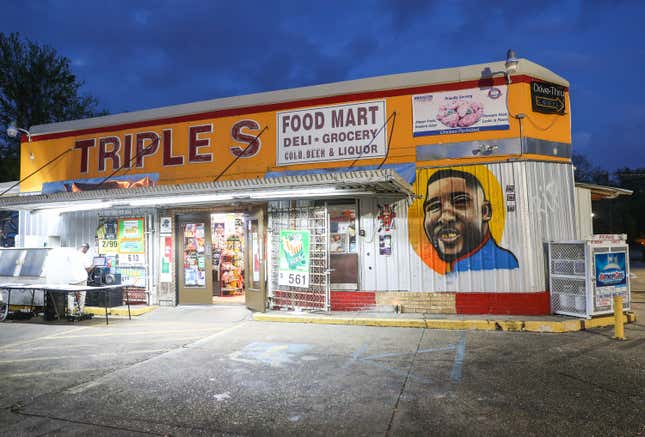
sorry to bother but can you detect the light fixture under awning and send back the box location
[0,169,415,213]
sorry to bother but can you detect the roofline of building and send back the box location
[0,169,415,211]
[29,58,567,138]
[575,182,634,199]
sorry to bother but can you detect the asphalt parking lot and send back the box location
[1,299,644,436]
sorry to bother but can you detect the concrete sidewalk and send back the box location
[84,304,158,317]
[254,309,637,333]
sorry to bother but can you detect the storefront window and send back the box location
[183,223,206,287]
[96,216,148,304]
[211,213,245,296]
[329,204,357,253]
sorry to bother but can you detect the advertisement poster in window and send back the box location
[278,230,310,288]
[118,218,145,266]
[96,219,119,256]
[252,232,260,282]
[119,266,147,287]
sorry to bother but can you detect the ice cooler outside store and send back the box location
[549,235,631,318]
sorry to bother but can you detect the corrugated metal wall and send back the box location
[18,210,98,248]
[358,198,411,291]
[18,208,158,303]
[18,211,63,247]
[575,187,593,239]
[358,161,577,293]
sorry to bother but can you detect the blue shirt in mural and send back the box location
[449,234,519,273]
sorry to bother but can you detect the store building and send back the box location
[0,55,577,314]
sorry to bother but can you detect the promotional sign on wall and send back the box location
[278,230,311,288]
[595,252,627,288]
[119,266,147,288]
[277,100,387,166]
[531,81,566,115]
[379,234,392,256]
[159,216,173,235]
[412,86,509,136]
[118,218,145,253]
[118,218,146,266]
[96,219,119,255]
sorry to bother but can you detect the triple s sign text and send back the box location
[70,101,387,173]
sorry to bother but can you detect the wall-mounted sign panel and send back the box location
[413,86,509,137]
[277,100,387,166]
[118,218,145,256]
[531,81,566,115]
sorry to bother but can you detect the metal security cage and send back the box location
[549,236,631,318]
[268,205,329,311]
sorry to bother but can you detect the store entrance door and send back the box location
[244,207,266,312]
[177,214,212,304]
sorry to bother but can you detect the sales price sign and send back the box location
[278,230,310,289]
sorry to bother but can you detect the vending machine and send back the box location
[548,235,631,318]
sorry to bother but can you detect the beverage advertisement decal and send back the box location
[278,230,310,288]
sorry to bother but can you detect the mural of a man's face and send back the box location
[423,172,492,262]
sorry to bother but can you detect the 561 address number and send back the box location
[278,272,309,288]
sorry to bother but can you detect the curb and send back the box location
[84,305,158,317]
[252,312,637,333]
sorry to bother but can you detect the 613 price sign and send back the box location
[124,253,145,266]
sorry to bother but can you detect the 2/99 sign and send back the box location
[99,239,119,253]
[278,272,309,288]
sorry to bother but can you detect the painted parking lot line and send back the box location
[0,349,170,365]
[347,332,467,386]
[0,336,206,352]
[0,326,91,351]
[63,321,249,395]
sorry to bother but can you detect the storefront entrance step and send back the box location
[253,311,636,333]
[84,305,158,317]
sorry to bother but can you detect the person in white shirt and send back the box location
[72,243,95,314]
[79,243,95,272]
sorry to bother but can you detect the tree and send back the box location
[571,153,609,185]
[0,32,106,181]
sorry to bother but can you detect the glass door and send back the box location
[177,214,212,304]
[328,202,359,290]
[245,208,266,312]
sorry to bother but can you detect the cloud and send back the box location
[1,0,645,171]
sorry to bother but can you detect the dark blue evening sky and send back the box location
[2,0,644,171]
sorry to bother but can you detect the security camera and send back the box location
[6,123,18,138]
